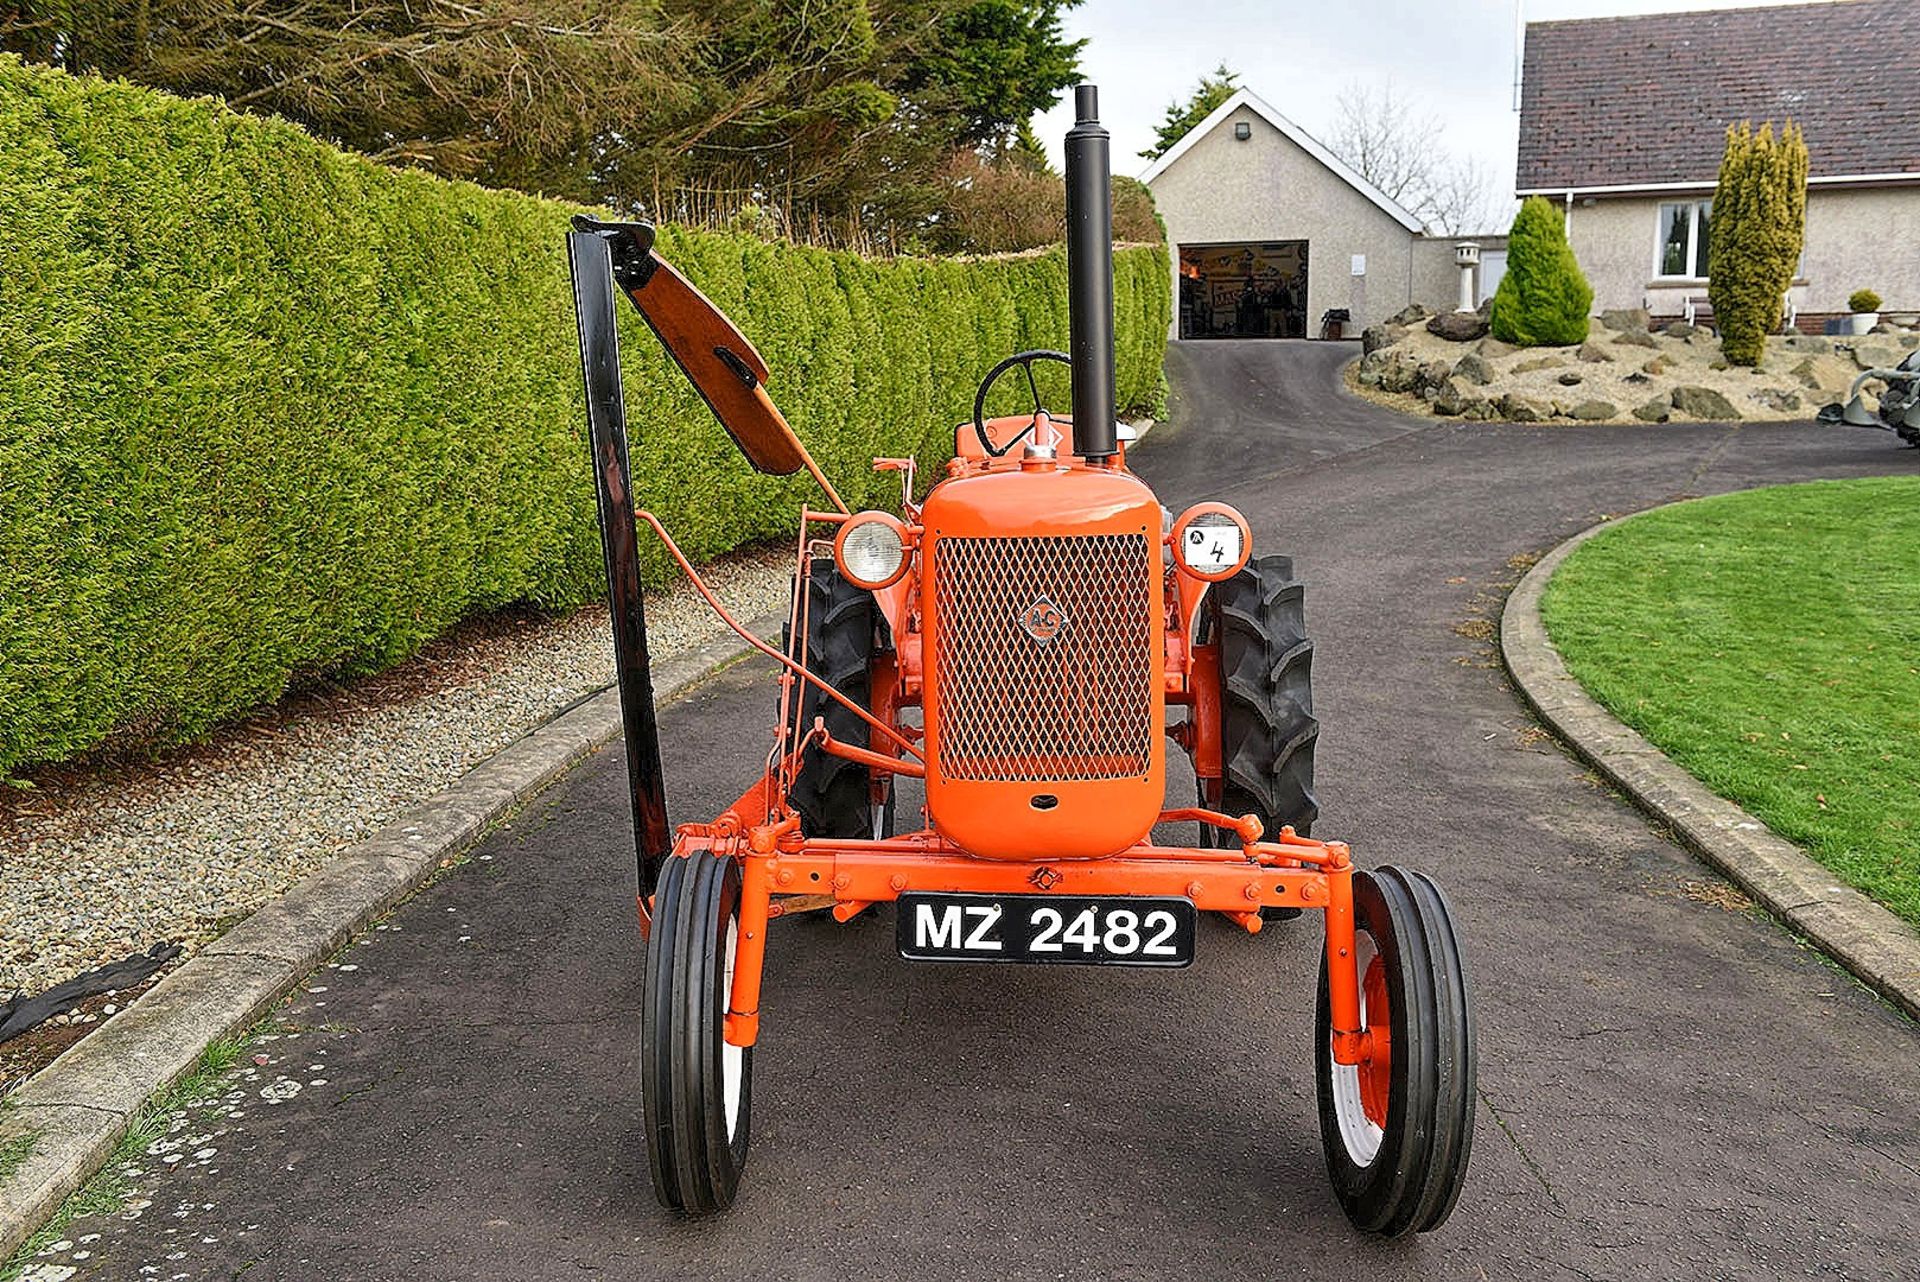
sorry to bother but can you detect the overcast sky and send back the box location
[1037,0,1826,205]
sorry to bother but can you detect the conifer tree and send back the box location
[1708,121,1808,366]
[1489,195,1592,347]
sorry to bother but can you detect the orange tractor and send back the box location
[566,86,1473,1235]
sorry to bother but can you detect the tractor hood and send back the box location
[917,464,1166,861]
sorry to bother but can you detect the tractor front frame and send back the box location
[663,781,1369,1065]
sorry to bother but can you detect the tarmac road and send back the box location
[47,340,1920,1280]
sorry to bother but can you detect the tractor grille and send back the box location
[932,533,1155,782]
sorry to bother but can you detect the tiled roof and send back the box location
[1517,0,1920,192]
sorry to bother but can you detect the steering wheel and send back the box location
[972,349,1071,458]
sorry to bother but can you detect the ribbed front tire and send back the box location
[643,849,753,1216]
[1315,866,1475,1236]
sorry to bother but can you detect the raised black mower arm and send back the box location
[567,221,674,915]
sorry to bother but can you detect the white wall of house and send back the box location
[1566,187,1920,320]
[1802,188,1920,317]
[1148,104,1458,336]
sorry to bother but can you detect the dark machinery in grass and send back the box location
[565,86,1475,1234]
[1819,346,1920,446]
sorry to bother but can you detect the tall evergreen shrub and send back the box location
[1708,120,1808,366]
[0,57,1171,772]
[1489,195,1592,347]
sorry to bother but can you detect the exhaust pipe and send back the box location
[1065,83,1117,462]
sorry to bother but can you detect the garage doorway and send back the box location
[1178,241,1309,339]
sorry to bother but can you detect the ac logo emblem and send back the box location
[1019,596,1065,643]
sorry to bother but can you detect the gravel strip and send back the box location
[0,546,794,1001]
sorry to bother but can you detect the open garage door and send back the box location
[1178,241,1308,339]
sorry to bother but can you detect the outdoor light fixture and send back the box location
[833,511,911,589]
[1234,121,1252,141]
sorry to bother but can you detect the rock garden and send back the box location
[1352,302,1919,425]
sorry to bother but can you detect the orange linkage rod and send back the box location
[632,509,924,761]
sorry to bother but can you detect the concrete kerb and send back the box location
[1502,511,1920,1023]
[0,611,783,1261]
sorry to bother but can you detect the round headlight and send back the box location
[834,512,910,589]
[1171,503,1251,582]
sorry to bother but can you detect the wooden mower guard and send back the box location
[564,219,1373,1077]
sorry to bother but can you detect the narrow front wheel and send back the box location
[643,849,753,1215]
[1315,866,1475,1236]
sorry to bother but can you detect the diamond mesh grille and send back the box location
[932,533,1155,782]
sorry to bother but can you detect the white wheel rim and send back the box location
[1329,931,1385,1167]
[721,916,744,1141]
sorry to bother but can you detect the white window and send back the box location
[1656,201,1712,278]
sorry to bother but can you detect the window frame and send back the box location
[1653,200,1713,280]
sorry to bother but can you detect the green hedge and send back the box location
[0,57,1170,773]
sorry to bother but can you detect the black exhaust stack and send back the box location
[1065,84,1117,462]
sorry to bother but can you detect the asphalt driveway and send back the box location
[36,339,1920,1281]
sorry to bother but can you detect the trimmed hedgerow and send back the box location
[0,57,1170,773]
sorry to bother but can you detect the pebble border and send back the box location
[0,615,778,1260]
[1502,512,1920,1023]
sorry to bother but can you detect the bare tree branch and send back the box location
[1325,81,1507,235]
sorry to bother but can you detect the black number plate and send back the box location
[896,893,1196,967]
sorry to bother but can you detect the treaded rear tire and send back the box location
[784,559,880,838]
[1206,554,1319,919]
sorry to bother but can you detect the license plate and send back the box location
[896,893,1196,967]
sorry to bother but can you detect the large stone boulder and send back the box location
[1750,387,1802,413]
[1451,353,1495,386]
[1569,400,1618,421]
[1415,360,1455,394]
[1670,385,1740,420]
[1511,356,1564,374]
[1642,355,1673,376]
[1662,321,1699,339]
[1377,351,1423,394]
[1476,336,1518,359]
[1612,328,1657,349]
[1432,378,1478,417]
[1577,341,1615,364]
[1500,393,1551,422]
[1361,323,1405,355]
[1633,398,1672,423]
[1600,308,1651,332]
[1427,310,1490,342]
[1849,342,1904,371]
[1789,354,1852,392]
[1387,303,1431,326]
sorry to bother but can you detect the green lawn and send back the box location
[1542,477,1920,924]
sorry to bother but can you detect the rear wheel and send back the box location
[784,559,884,838]
[643,849,752,1216]
[1205,554,1319,920]
[1315,866,1475,1236]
